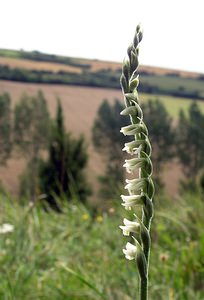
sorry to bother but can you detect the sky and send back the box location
[1,0,204,73]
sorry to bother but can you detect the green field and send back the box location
[141,93,204,117]
[0,49,20,58]
[140,74,204,99]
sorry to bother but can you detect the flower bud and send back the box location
[122,57,130,82]
[130,51,139,73]
[127,43,134,61]
[133,33,139,48]
[120,74,128,93]
[136,24,141,33]
[138,30,143,43]
[124,91,139,103]
[129,75,139,91]
[120,104,142,119]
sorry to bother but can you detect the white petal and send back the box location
[123,242,137,260]
[123,218,133,226]
[126,242,137,251]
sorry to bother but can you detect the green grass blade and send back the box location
[59,263,107,300]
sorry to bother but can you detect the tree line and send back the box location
[0,92,90,210]
[92,98,204,197]
[1,92,204,208]
[0,65,119,88]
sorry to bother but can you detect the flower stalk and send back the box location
[120,24,154,300]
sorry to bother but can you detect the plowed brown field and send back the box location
[0,57,82,73]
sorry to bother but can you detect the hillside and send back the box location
[1,49,204,99]
[1,80,200,198]
[0,48,201,77]
[0,49,204,199]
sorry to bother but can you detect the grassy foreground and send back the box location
[0,192,204,300]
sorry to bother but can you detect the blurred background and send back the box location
[0,0,204,299]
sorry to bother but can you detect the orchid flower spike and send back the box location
[119,24,154,300]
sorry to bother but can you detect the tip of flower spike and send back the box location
[136,23,141,33]
[138,30,143,43]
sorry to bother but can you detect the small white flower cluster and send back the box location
[0,223,14,234]
[120,118,153,260]
[120,121,146,259]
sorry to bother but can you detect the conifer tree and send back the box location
[177,101,204,186]
[14,91,50,201]
[141,99,175,186]
[0,93,12,165]
[92,98,130,197]
[39,99,91,210]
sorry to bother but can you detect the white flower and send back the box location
[121,194,143,210]
[0,223,14,234]
[123,157,146,173]
[120,103,143,120]
[125,178,146,193]
[122,141,143,155]
[119,218,140,236]
[123,242,137,260]
[120,124,144,136]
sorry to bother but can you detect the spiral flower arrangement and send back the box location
[120,25,154,300]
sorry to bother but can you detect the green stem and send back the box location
[140,277,148,300]
[141,212,151,300]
